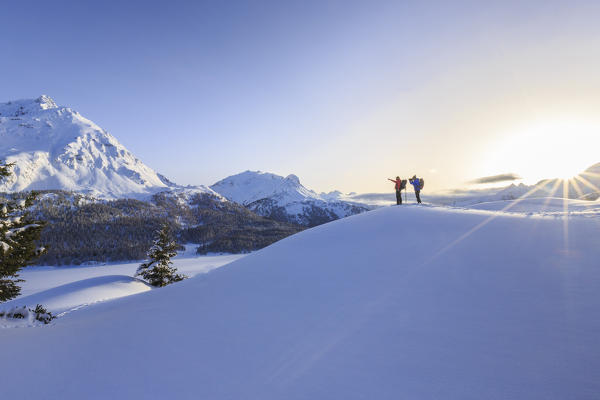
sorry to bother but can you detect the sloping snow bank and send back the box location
[0,205,599,399]
[2,275,152,315]
[0,252,244,323]
[15,251,244,298]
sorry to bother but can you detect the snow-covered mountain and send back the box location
[210,170,370,226]
[0,95,215,199]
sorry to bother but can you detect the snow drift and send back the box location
[0,205,599,399]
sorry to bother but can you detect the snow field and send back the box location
[0,205,599,399]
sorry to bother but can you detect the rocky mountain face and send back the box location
[210,171,370,226]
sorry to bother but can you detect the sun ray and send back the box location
[548,178,563,195]
[574,174,600,194]
[424,179,553,264]
[570,177,584,198]
[524,178,564,236]
[572,175,600,216]
[581,171,600,180]
[540,178,563,211]
[562,179,570,253]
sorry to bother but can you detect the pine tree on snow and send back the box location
[0,160,47,302]
[136,224,186,287]
[0,160,14,180]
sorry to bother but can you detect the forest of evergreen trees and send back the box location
[3,190,303,265]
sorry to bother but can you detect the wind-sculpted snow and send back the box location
[1,205,599,399]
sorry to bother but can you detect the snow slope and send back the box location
[0,251,244,322]
[0,95,216,199]
[211,170,369,225]
[0,252,245,314]
[14,250,244,298]
[3,276,152,316]
[1,205,599,399]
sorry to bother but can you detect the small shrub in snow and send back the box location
[0,306,27,319]
[0,304,55,325]
[32,304,55,324]
[136,224,187,287]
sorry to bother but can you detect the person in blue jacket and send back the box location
[409,175,422,204]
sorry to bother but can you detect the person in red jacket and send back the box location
[388,176,404,205]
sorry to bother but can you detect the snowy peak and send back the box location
[210,170,322,205]
[285,173,300,185]
[0,95,58,117]
[0,95,177,199]
[495,183,532,199]
[35,95,58,110]
[210,170,370,226]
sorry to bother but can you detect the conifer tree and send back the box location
[0,160,46,302]
[136,223,186,287]
[0,160,14,180]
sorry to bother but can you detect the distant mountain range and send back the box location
[1,95,597,221]
[210,171,369,226]
[0,96,369,228]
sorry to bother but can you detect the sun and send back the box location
[483,118,600,183]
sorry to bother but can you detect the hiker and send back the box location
[388,176,406,205]
[409,175,423,204]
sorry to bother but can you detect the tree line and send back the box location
[4,189,303,266]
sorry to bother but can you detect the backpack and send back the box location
[400,179,407,190]
[419,178,424,190]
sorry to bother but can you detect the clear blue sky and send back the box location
[2,0,600,192]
